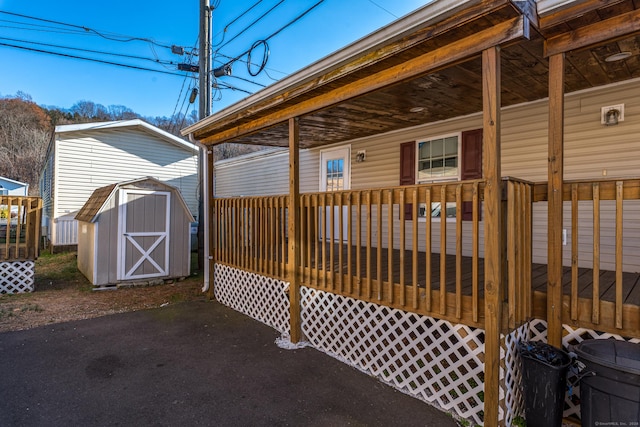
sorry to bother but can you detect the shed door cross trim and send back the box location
[117,189,171,281]
[122,232,166,278]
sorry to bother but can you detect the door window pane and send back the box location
[326,158,344,191]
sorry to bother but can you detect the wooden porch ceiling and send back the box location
[185,0,640,149]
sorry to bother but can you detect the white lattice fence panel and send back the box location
[0,261,35,294]
[300,287,486,425]
[501,324,529,426]
[214,264,290,334]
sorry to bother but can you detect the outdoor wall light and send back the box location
[604,108,620,126]
[601,104,624,126]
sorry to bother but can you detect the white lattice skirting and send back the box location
[214,264,290,335]
[301,287,488,424]
[212,266,638,426]
[0,261,35,294]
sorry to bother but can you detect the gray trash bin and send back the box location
[574,339,640,426]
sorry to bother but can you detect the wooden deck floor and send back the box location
[304,244,640,306]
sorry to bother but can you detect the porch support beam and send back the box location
[547,53,565,347]
[540,0,628,30]
[544,8,640,57]
[482,45,502,427]
[196,16,528,146]
[288,117,302,343]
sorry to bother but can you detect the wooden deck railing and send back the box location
[0,196,42,261]
[505,178,533,329]
[534,177,640,335]
[213,195,289,279]
[213,178,534,330]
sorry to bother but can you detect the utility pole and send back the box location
[197,0,212,270]
[199,0,212,119]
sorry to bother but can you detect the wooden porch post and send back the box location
[547,53,565,347]
[482,46,502,427]
[288,117,302,343]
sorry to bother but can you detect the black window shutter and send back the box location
[400,141,415,220]
[461,129,483,221]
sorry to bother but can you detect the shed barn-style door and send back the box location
[118,189,171,281]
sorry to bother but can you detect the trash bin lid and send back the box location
[574,339,640,375]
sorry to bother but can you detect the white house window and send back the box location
[417,134,460,182]
[416,134,460,218]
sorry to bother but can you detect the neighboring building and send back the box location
[0,176,29,196]
[40,119,198,249]
[75,177,194,288]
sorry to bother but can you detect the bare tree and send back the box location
[0,97,52,194]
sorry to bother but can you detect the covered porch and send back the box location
[184,1,640,425]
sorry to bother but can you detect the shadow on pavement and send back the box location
[0,300,459,426]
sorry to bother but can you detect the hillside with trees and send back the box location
[0,92,262,195]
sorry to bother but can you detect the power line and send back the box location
[261,0,325,44]
[213,52,286,77]
[0,10,177,50]
[0,42,195,78]
[0,36,178,65]
[214,0,285,52]
[228,74,266,88]
[211,0,264,48]
[215,0,326,75]
[366,0,398,19]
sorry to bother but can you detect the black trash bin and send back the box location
[574,339,640,426]
[518,341,571,427]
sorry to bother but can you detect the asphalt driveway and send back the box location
[0,300,458,427]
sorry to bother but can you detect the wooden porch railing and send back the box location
[213,195,289,279]
[0,196,42,261]
[213,178,534,331]
[534,177,640,336]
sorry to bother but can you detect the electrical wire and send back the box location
[0,42,196,78]
[366,0,398,19]
[261,0,325,44]
[211,0,263,48]
[170,74,193,129]
[214,0,326,79]
[0,36,178,65]
[246,39,268,76]
[214,80,253,95]
[0,10,176,50]
[214,0,285,52]
[228,74,266,88]
[213,52,285,81]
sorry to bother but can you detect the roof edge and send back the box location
[182,0,481,137]
[56,119,198,153]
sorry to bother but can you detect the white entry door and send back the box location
[118,189,171,280]
[320,147,350,241]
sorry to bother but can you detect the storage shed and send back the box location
[75,177,194,288]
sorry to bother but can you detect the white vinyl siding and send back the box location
[215,150,289,197]
[54,128,198,218]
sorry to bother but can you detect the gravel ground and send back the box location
[0,252,206,333]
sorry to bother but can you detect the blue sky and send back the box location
[0,0,429,119]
